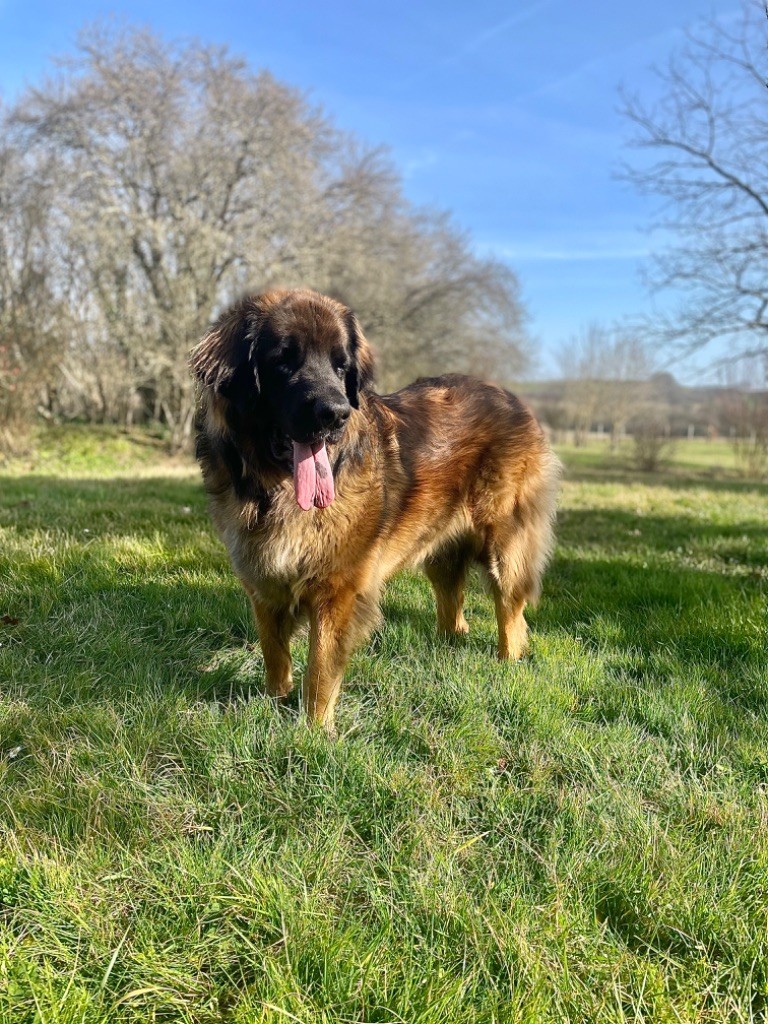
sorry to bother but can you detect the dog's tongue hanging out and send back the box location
[292,442,335,510]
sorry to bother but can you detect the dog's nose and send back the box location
[315,396,350,430]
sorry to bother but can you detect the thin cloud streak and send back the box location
[401,0,553,90]
[458,0,554,58]
[509,5,743,107]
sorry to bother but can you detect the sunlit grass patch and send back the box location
[0,429,766,1022]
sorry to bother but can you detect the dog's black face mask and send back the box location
[255,320,357,509]
[257,324,352,447]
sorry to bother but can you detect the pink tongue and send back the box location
[292,441,335,510]
[312,442,335,508]
[293,443,316,510]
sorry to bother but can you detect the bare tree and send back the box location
[716,356,768,477]
[558,323,659,448]
[4,23,529,447]
[621,0,768,363]
[600,330,657,449]
[299,147,529,391]
[12,25,336,447]
[0,140,61,450]
[559,324,610,446]
[632,409,673,472]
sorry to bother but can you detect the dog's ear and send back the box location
[344,310,376,408]
[190,299,262,397]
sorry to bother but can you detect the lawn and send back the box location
[0,427,766,1023]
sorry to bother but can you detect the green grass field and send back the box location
[1,427,766,1023]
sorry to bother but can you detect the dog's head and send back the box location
[191,288,375,446]
[191,289,375,509]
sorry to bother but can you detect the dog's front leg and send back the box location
[249,595,296,700]
[302,589,361,733]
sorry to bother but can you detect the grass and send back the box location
[0,427,767,1023]
[554,436,744,478]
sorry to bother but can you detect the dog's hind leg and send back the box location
[484,457,560,661]
[249,595,297,699]
[490,584,529,661]
[483,525,536,660]
[423,546,472,638]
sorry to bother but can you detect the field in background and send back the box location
[0,427,766,1023]
[7,423,749,478]
[554,435,742,475]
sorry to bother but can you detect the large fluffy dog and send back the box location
[191,289,560,731]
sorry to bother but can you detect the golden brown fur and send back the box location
[191,288,560,731]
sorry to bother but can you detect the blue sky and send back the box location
[0,0,738,377]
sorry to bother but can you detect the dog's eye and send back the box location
[332,353,348,379]
[273,337,301,371]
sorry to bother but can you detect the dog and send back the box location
[191,288,560,731]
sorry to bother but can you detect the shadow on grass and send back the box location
[0,474,206,532]
[557,507,768,562]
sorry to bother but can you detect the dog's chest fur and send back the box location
[213,475,377,605]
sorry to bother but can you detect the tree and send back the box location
[559,323,610,445]
[558,323,656,447]
[716,355,768,478]
[11,25,337,447]
[621,0,768,363]
[0,140,61,450]
[3,23,529,448]
[601,330,658,448]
